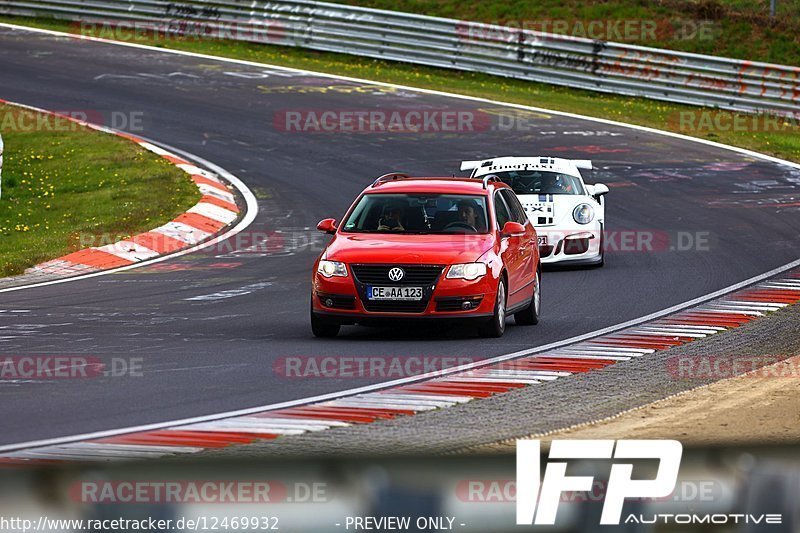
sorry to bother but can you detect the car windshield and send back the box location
[341,193,489,234]
[490,170,585,195]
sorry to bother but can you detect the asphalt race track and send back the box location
[0,26,798,447]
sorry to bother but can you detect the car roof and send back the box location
[364,176,506,195]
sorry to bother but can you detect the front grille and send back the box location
[351,264,444,286]
[539,244,554,257]
[362,300,429,313]
[352,264,443,314]
[564,237,590,255]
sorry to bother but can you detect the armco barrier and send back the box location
[0,0,798,118]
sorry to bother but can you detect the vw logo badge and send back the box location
[388,267,405,282]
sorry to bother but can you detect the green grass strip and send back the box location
[0,103,200,276]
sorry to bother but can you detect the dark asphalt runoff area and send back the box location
[0,26,798,446]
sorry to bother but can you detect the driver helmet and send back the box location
[546,174,568,192]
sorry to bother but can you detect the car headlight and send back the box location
[573,203,594,225]
[317,260,348,278]
[446,263,487,281]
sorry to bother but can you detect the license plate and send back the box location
[537,236,548,245]
[367,286,423,301]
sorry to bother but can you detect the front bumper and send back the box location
[312,266,497,320]
[537,226,603,265]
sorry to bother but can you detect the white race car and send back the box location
[461,156,609,266]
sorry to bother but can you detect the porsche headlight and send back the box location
[573,203,594,225]
[446,263,487,281]
[317,260,348,278]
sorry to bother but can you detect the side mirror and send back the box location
[590,183,609,197]
[501,221,525,237]
[316,218,337,234]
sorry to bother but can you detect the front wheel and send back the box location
[514,270,541,325]
[479,278,507,338]
[310,299,340,338]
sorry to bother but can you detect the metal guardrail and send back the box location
[1,0,799,117]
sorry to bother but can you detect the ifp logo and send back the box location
[516,439,682,526]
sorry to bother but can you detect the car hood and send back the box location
[325,233,495,265]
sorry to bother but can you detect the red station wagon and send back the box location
[311,174,541,338]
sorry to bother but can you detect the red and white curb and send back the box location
[2,270,799,465]
[0,99,240,278]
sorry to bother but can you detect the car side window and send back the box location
[494,191,512,229]
[501,189,528,225]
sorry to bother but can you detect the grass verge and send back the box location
[0,103,200,276]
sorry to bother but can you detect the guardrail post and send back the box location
[591,41,607,75]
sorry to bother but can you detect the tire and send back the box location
[514,270,541,325]
[310,299,340,338]
[479,278,507,338]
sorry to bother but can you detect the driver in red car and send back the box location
[457,199,479,229]
[377,203,405,232]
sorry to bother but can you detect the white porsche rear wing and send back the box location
[459,160,483,172]
[460,157,593,176]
